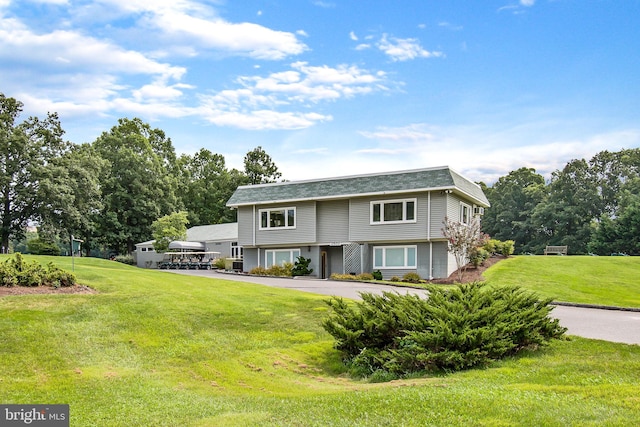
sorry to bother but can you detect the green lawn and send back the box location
[484,255,640,308]
[0,255,639,426]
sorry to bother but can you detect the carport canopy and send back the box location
[168,241,206,251]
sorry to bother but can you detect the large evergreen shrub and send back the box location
[322,282,566,379]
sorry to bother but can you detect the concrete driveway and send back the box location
[165,269,640,346]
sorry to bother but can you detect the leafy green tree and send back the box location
[0,93,69,252]
[37,143,106,255]
[588,178,640,255]
[531,159,599,254]
[589,149,640,218]
[151,211,189,252]
[177,149,245,226]
[244,146,282,185]
[93,118,179,254]
[481,168,547,253]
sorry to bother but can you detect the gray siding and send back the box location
[447,193,462,221]
[243,248,259,271]
[431,241,452,279]
[204,240,233,258]
[349,193,429,243]
[429,192,448,239]
[237,206,255,246]
[317,200,350,243]
[255,201,317,246]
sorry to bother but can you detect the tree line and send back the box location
[1,93,281,256]
[3,92,638,258]
[480,148,640,255]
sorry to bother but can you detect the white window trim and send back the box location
[259,207,297,230]
[370,198,417,225]
[373,245,418,269]
[265,248,301,267]
[460,202,471,225]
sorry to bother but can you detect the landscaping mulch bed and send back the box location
[429,255,506,284]
[0,284,96,297]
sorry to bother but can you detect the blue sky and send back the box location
[1,0,639,184]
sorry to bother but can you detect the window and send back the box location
[260,207,296,230]
[460,202,471,225]
[231,241,243,259]
[265,249,300,267]
[371,199,416,224]
[373,246,417,269]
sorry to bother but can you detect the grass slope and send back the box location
[0,255,639,426]
[484,256,640,308]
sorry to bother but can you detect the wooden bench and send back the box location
[544,245,568,255]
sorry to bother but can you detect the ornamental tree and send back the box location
[442,216,488,282]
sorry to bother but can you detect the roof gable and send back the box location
[227,166,489,207]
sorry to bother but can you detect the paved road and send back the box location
[166,270,640,346]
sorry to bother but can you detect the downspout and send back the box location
[428,191,433,280]
[253,205,259,267]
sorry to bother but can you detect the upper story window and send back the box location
[371,198,416,224]
[460,202,471,225]
[260,207,296,230]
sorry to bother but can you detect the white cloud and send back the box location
[148,13,307,60]
[195,62,387,130]
[520,0,536,6]
[377,34,443,61]
[0,17,184,78]
[349,31,358,41]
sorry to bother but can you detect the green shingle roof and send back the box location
[227,166,489,207]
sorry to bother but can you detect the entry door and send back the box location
[321,251,327,279]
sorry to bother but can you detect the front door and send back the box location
[321,251,327,279]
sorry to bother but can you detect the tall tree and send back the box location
[531,159,599,254]
[481,168,547,253]
[243,146,282,185]
[93,118,179,254]
[0,93,69,252]
[37,143,106,255]
[177,149,246,225]
[588,177,640,255]
[589,148,640,219]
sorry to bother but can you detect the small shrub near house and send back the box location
[249,262,293,277]
[402,272,422,283]
[372,270,383,280]
[0,253,76,288]
[469,247,490,268]
[330,273,374,281]
[322,282,566,380]
[291,256,313,276]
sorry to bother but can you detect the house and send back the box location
[134,222,240,268]
[226,166,490,280]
